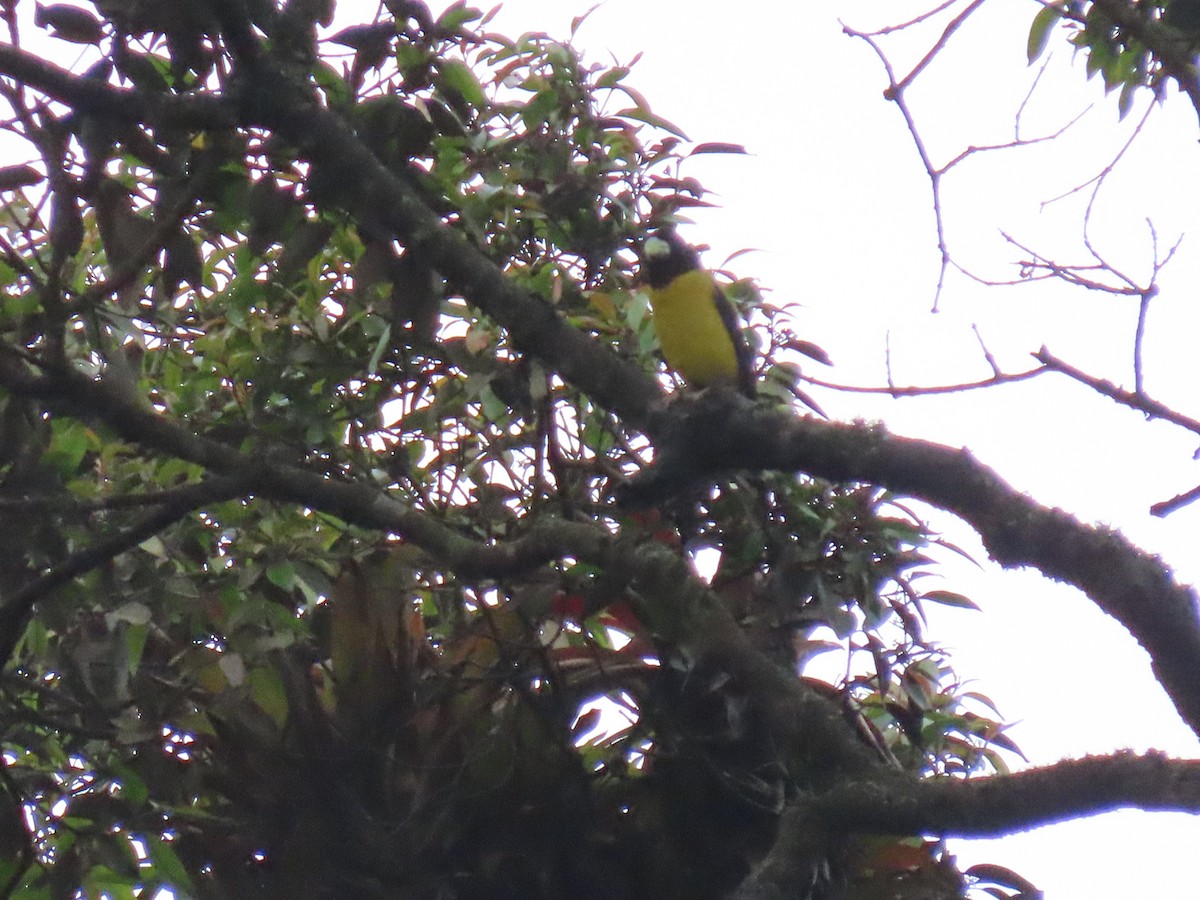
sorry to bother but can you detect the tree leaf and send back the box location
[34,3,105,44]
[920,590,980,610]
[689,142,748,156]
[1027,3,1062,63]
[438,58,488,111]
[0,164,43,192]
[247,665,289,729]
[616,105,689,139]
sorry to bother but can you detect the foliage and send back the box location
[1029,0,1200,119]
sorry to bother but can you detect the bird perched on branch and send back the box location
[639,229,757,398]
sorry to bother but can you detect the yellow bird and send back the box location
[640,229,756,397]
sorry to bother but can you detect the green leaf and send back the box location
[1027,4,1062,63]
[124,623,149,675]
[438,59,488,110]
[82,865,138,899]
[689,142,748,156]
[111,763,149,807]
[312,59,351,105]
[248,665,290,728]
[520,88,559,128]
[144,836,196,891]
[615,106,689,139]
[595,66,630,89]
[1,285,38,316]
[479,383,507,420]
[17,618,50,658]
[1118,80,1137,119]
[921,590,979,610]
[45,418,94,474]
[570,4,600,37]
[266,561,296,590]
[438,2,483,33]
[109,601,152,627]
[0,860,48,898]
[366,322,391,375]
[138,535,167,558]
[0,259,19,290]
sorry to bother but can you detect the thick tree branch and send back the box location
[0,338,597,577]
[817,749,1200,837]
[6,336,1200,749]
[0,44,234,130]
[634,390,1200,738]
[738,750,1200,899]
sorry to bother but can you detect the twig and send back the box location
[972,324,1001,377]
[1034,346,1200,435]
[1151,483,1200,518]
[893,0,989,95]
[844,6,1088,312]
[803,365,1044,398]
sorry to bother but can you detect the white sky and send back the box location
[467,0,1200,896]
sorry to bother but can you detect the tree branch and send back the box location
[0,339,887,786]
[0,43,234,131]
[0,473,248,662]
[738,749,1200,899]
[630,389,1200,738]
[817,749,1200,837]
[1035,346,1200,435]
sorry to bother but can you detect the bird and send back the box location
[639,229,756,398]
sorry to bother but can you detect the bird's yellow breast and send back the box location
[648,269,740,388]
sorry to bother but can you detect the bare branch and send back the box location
[842,23,952,309]
[1151,483,1200,518]
[1041,99,1156,208]
[1034,346,1200,435]
[844,6,1090,312]
[1001,231,1145,296]
[893,0,990,95]
[869,0,966,35]
[803,366,1044,397]
[972,324,1001,377]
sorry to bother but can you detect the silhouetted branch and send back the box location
[739,750,1200,898]
[804,366,1045,397]
[1034,346,1200,435]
